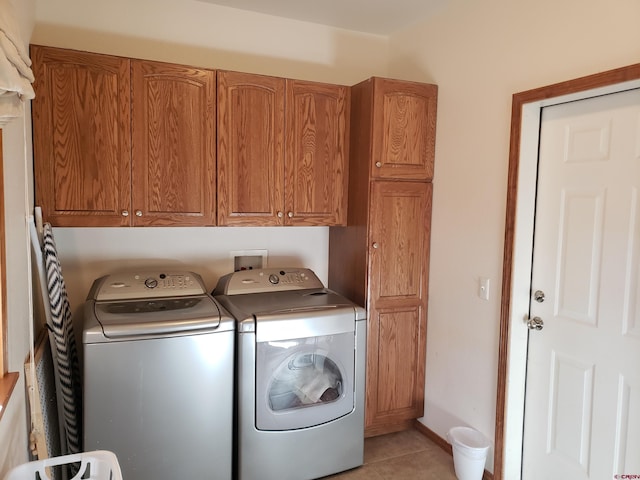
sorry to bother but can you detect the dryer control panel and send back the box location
[92,271,207,301]
[214,268,324,295]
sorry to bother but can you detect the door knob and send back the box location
[527,317,544,331]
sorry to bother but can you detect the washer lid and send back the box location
[94,295,221,337]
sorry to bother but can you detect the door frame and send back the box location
[494,63,640,480]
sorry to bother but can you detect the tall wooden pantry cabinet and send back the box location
[329,77,437,437]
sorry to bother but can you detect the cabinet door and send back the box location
[366,181,432,431]
[32,45,131,226]
[285,80,349,226]
[132,61,216,226]
[217,71,285,226]
[371,78,437,181]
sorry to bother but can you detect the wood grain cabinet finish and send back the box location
[329,77,437,436]
[285,79,349,226]
[367,181,431,432]
[131,60,216,226]
[217,71,349,226]
[32,46,216,226]
[32,45,132,226]
[217,71,285,226]
[371,77,437,181]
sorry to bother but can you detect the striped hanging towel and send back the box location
[42,223,82,455]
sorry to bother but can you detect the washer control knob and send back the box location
[144,277,158,289]
[268,274,280,285]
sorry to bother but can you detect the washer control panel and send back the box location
[93,271,207,301]
[214,268,324,295]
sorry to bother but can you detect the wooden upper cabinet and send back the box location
[131,60,216,226]
[217,72,349,226]
[217,71,285,226]
[32,45,132,226]
[370,77,437,181]
[32,46,217,227]
[285,80,349,226]
[33,46,348,228]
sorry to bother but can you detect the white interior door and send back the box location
[522,88,640,479]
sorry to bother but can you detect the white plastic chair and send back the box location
[4,451,123,480]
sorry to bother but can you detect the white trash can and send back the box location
[447,427,490,480]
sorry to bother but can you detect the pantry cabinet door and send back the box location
[285,80,349,226]
[366,181,431,430]
[131,60,216,226]
[217,71,285,226]
[31,45,131,226]
[371,78,437,181]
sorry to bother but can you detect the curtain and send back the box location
[0,0,35,126]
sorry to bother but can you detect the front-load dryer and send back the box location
[213,267,367,480]
[83,270,234,480]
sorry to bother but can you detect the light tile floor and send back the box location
[324,429,457,480]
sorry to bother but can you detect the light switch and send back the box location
[479,277,490,301]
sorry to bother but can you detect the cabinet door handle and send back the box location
[287,211,293,218]
[375,161,382,168]
[121,210,129,217]
[135,210,143,217]
[277,211,284,218]
[372,242,379,249]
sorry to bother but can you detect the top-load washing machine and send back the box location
[83,270,234,480]
[213,267,367,480]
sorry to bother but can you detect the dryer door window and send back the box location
[256,331,355,431]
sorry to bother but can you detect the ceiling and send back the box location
[195,0,446,35]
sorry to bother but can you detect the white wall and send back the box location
[388,0,640,472]
[0,0,36,475]
[33,0,389,85]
